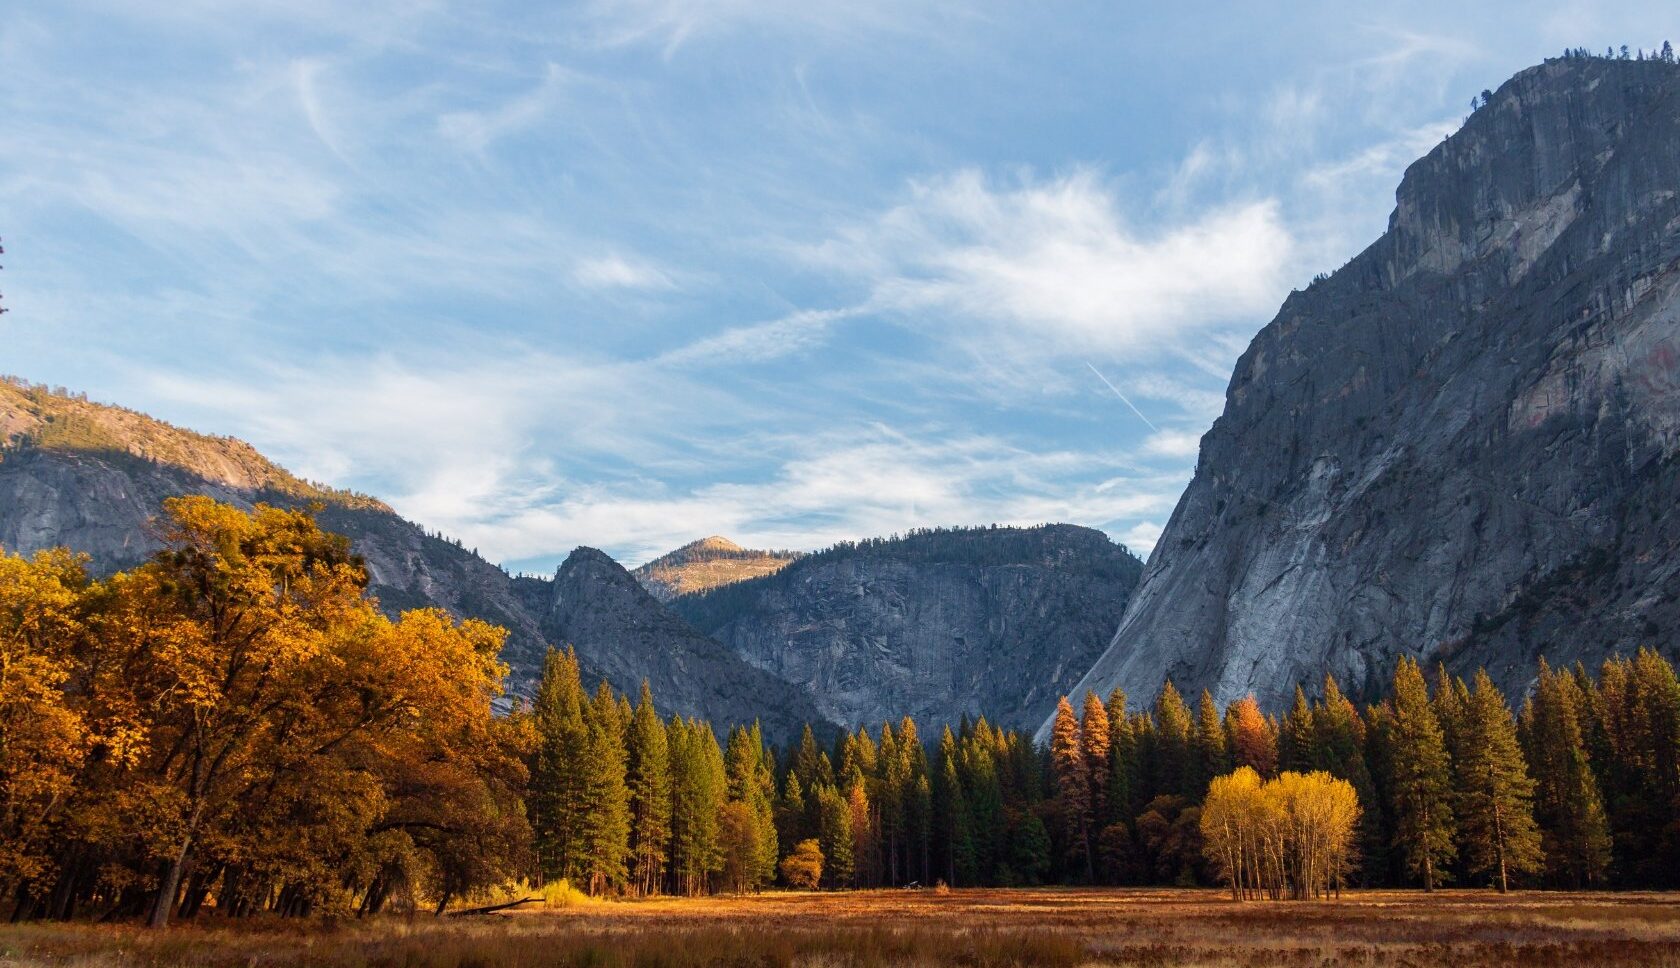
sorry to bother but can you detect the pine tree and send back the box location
[1154,682,1193,799]
[669,718,725,895]
[1105,692,1138,827]
[1520,661,1611,887]
[1313,676,1380,882]
[934,727,974,885]
[1051,696,1093,877]
[1454,670,1542,892]
[625,683,672,895]
[578,681,631,895]
[1080,693,1112,827]
[1190,689,1229,798]
[816,783,854,887]
[1386,657,1456,890]
[1278,686,1315,773]
[724,723,778,889]
[530,647,589,883]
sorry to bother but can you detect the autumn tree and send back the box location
[1051,697,1093,876]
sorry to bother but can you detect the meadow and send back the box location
[5,887,1680,968]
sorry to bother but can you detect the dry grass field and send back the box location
[4,887,1680,967]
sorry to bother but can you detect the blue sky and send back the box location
[3,2,1673,572]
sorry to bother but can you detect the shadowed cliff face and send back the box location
[542,547,836,742]
[673,525,1143,732]
[1049,57,1680,738]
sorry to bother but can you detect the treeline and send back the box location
[1027,656,1680,892]
[7,499,1680,927]
[0,499,530,925]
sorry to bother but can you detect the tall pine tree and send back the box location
[1455,669,1541,892]
[1385,657,1456,890]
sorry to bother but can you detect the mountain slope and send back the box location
[541,547,835,741]
[0,379,829,735]
[631,536,800,602]
[1051,56,1680,735]
[673,524,1143,732]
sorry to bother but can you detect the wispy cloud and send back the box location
[805,169,1294,360]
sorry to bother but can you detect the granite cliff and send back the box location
[673,525,1143,732]
[1051,56,1680,735]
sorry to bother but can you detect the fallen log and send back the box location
[444,897,543,917]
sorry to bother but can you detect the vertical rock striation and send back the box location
[1050,57,1680,738]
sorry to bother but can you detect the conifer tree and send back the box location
[1154,683,1193,800]
[1455,670,1541,892]
[669,718,725,895]
[1105,693,1138,827]
[934,729,975,885]
[530,647,589,883]
[1224,694,1277,777]
[1191,689,1229,797]
[625,683,672,895]
[846,776,875,888]
[578,681,631,895]
[1313,676,1380,881]
[1386,657,1456,889]
[1520,661,1611,887]
[724,723,779,889]
[816,783,854,887]
[1080,692,1112,826]
[1051,696,1093,877]
[1278,686,1315,773]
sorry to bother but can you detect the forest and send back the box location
[3,500,1678,928]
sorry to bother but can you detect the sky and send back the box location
[2,2,1673,573]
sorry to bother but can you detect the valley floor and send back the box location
[4,887,1680,967]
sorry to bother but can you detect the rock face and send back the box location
[0,379,829,736]
[1051,57,1680,737]
[673,525,1143,732]
[631,536,800,602]
[540,547,835,742]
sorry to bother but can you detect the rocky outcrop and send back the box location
[541,547,835,742]
[674,525,1143,732]
[631,536,799,602]
[1050,57,1680,737]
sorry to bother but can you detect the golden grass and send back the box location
[4,888,1680,967]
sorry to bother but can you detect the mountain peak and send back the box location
[631,536,800,603]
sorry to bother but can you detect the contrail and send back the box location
[1086,362,1159,432]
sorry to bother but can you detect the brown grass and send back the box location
[4,888,1680,967]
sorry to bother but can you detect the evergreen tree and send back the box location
[1455,670,1542,892]
[1520,661,1611,887]
[1105,694,1138,827]
[577,681,632,895]
[1190,689,1229,798]
[669,718,725,895]
[934,728,975,885]
[1313,676,1381,882]
[1386,657,1457,889]
[625,683,672,895]
[816,783,854,887]
[1051,697,1093,877]
[724,723,778,889]
[530,647,589,883]
[846,777,875,888]
[1278,686,1315,773]
[1154,683,1193,800]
